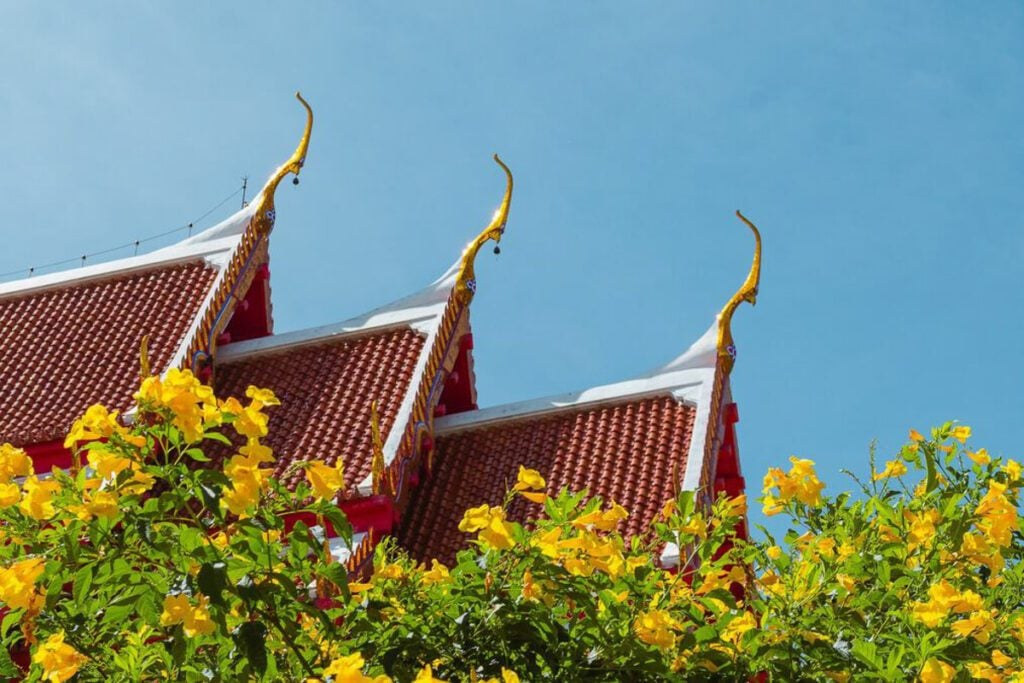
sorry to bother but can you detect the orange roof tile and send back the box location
[396,395,696,564]
[214,327,427,491]
[0,260,218,446]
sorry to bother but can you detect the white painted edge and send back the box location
[353,264,461,496]
[326,531,368,565]
[0,202,258,298]
[659,540,680,568]
[218,262,459,363]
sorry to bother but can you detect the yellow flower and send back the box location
[32,631,88,683]
[763,457,825,507]
[967,661,1002,683]
[966,448,991,466]
[571,502,629,531]
[905,509,941,553]
[19,477,59,521]
[85,490,120,520]
[232,405,270,442]
[500,669,519,683]
[873,459,908,481]
[952,425,972,444]
[0,444,33,482]
[909,429,925,442]
[512,466,545,491]
[479,512,516,550]
[322,652,391,682]
[137,369,219,442]
[975,481,1018,547]
[459,505,515,550]
[634,609,679,650]
[420,560,450,586]
[919,658,955,683]
[961,531,1004,574]
[680,515,708,540]
[376,563,405,581]
[160,594,215,637]
[765,545,783,560]
[992,650,1012,667]
[521,569,541,602]
[950,609,997,644]
[305,460,345,501]
[413,665,446,682]
[509,467,547,502]
[721,611,757,649]
[0,482,20,507]
[245,385,281,409]
[0,557,46,611]
[1004,459,1022,482]
[459,504,492,533]
[532,527,561,558]
[86,448,135,480]
[761,494,785,516]
[722,493,747,518]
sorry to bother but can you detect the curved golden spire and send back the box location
[455,154,514,305]
[252,92,314,233]
[717,210,762,375]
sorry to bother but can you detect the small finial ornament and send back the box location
[455,154,514,305]
[252,92,314,234]
[716,210,762,376]
[370,401,387,496]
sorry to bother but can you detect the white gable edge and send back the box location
[0,202,258,299]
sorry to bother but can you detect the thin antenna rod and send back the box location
[241,175,249,208]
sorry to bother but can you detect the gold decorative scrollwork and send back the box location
[455,154,514,305]
[370,401,387,496]
[252,92,314,234]
[717,210,762,375]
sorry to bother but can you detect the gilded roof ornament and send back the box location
[253,92,314,233]
[455,154,514,305]
[370,401,387,496]
[716,210,762,375]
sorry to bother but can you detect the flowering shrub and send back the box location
[0,369,1018,681]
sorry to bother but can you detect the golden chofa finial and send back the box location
[370,400,387,496]
[253,92,314,232]
[455,154,514,305]
[717,210,762,375]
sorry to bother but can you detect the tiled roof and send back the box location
[214,327,427,491]
[397,395,696,564]
[0,260,218,446]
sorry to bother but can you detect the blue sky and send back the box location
[2,3,1022,532]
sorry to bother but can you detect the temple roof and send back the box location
[397,321,723,563]
[0,204,259,446]
[213,263,464,493]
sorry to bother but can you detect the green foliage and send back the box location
[0,371,1019,682]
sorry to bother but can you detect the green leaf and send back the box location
[73,564,94,604]
[321,562,351,602]
[694,625,718,643]
[197,562,228,607]
[203,431,233,446]
[851,639,880,669]
[185,447,212,463]
[0,639,20,678]
[317,504,353,544]
[236,621,268,675]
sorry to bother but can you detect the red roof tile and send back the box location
[214,327,426,491]
[397,395,696,564]
[0,260,218,446]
